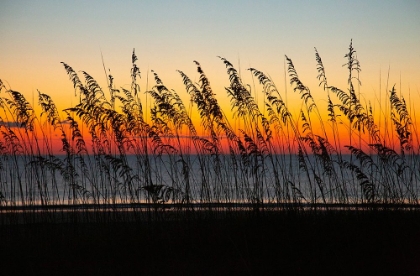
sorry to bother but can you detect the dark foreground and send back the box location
[1,210,420,275]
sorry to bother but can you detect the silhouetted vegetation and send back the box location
[1,41,420,275]
[0,41,419,224]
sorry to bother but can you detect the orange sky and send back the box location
[1,1,419,155]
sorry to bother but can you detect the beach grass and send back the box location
[1,40,420,274]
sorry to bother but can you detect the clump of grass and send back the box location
[0,40,420,224]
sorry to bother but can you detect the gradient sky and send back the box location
[1,0,419,121]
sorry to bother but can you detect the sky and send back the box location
[1,0,419,135]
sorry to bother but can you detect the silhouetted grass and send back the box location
[0,40,419,221]
[3,42,420,274]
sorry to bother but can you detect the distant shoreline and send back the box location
[2,202,420,211]
[2,202,420,225]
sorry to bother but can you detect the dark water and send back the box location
[1,154,419,206]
